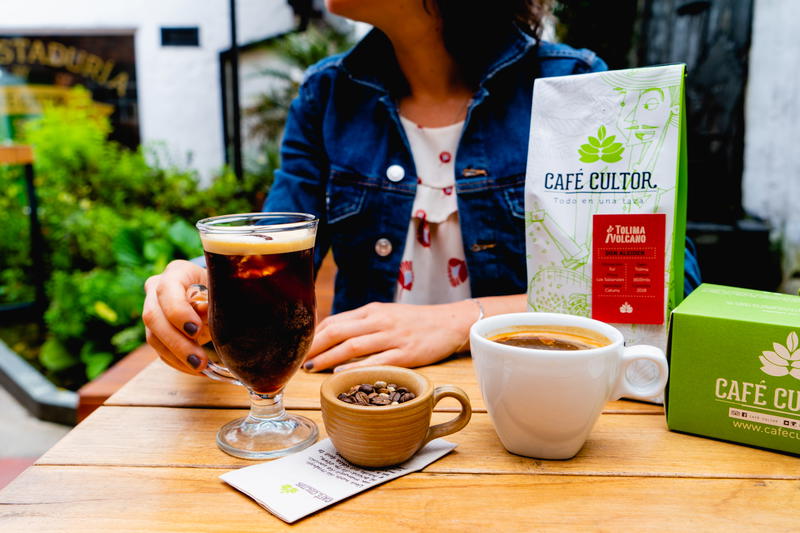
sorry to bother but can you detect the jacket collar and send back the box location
[341,25,538,96]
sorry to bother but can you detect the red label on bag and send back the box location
[591,214,666,325]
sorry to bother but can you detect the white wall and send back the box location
[744,0,800,286]
[0,0,295,181]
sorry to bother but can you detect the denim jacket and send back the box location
[264,28,697,313]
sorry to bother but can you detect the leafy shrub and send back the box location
[0,88,272,388]
[0,23,353,389]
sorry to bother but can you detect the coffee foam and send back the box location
[201,227,314,255]
[487,326,610,349]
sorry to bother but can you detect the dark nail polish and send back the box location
[183,322,199,335]
[303,361,314,371]
[187,354,201,369]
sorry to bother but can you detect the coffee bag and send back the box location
[524,65,688,350]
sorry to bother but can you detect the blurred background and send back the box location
[0,0,798,484]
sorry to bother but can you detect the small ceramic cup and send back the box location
[320,366,471,468]
[470,312,668,460]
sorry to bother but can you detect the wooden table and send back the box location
[1,355,796,531]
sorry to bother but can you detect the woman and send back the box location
[143,1,693,375]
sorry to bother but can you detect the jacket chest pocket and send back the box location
[486,172,526,221]
[504,181,526,220]
[326,172,370,224]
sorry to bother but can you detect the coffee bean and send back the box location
[400,392,416,403]
[371,396,391,406]
[354,391,370,405]
[336,379,418,407]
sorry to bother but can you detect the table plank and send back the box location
[106,357,663,414]
[1,466,795,532]
[36,406,797,479]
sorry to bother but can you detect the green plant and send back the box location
[246,23,355,149]
[0,88,272,388]
[0,24,353,389]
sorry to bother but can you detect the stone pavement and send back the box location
[0,384,71,489]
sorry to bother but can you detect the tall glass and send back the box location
[196,213,318,459]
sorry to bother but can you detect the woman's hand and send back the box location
[142,260,212,374]
[303,299,482,373]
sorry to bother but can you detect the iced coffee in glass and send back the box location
[197,212,318,459]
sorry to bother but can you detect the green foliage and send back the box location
[246,23,354,147]
[1,24,352,389]
[0,88,272,388]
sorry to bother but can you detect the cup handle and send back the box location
[611,345,669,401]
[202,361,242,386]
[422,385,472,446]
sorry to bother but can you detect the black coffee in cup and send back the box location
[487,326,610,351]
[202,232,315,395]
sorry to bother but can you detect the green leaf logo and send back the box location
[578,125,625,163]
[759,331,800,379]
[280,484,299,494]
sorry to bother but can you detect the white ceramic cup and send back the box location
[470,312,668,460]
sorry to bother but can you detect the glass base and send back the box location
[216,413,318,460]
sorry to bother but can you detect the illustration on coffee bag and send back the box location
[525,65,688,350]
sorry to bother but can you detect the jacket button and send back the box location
[386,164,405,182]
[374,238,393,256]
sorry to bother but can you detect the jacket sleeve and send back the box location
[263,76,331,274]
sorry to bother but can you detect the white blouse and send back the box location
[395,116,471,304]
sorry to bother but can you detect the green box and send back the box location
[666,283,800,455]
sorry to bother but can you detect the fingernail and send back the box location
[303,361,314,371]
[183,322,199,335]
[187,354,201,369]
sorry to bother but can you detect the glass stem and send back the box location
[247,389,286,421]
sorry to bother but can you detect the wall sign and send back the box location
[0,34,139,148]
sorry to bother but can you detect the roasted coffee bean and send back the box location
[370,396,391,406]
[354,391,370,405]
[336,379,418,407]
[400,392,416,402]
[338,393,354,403]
